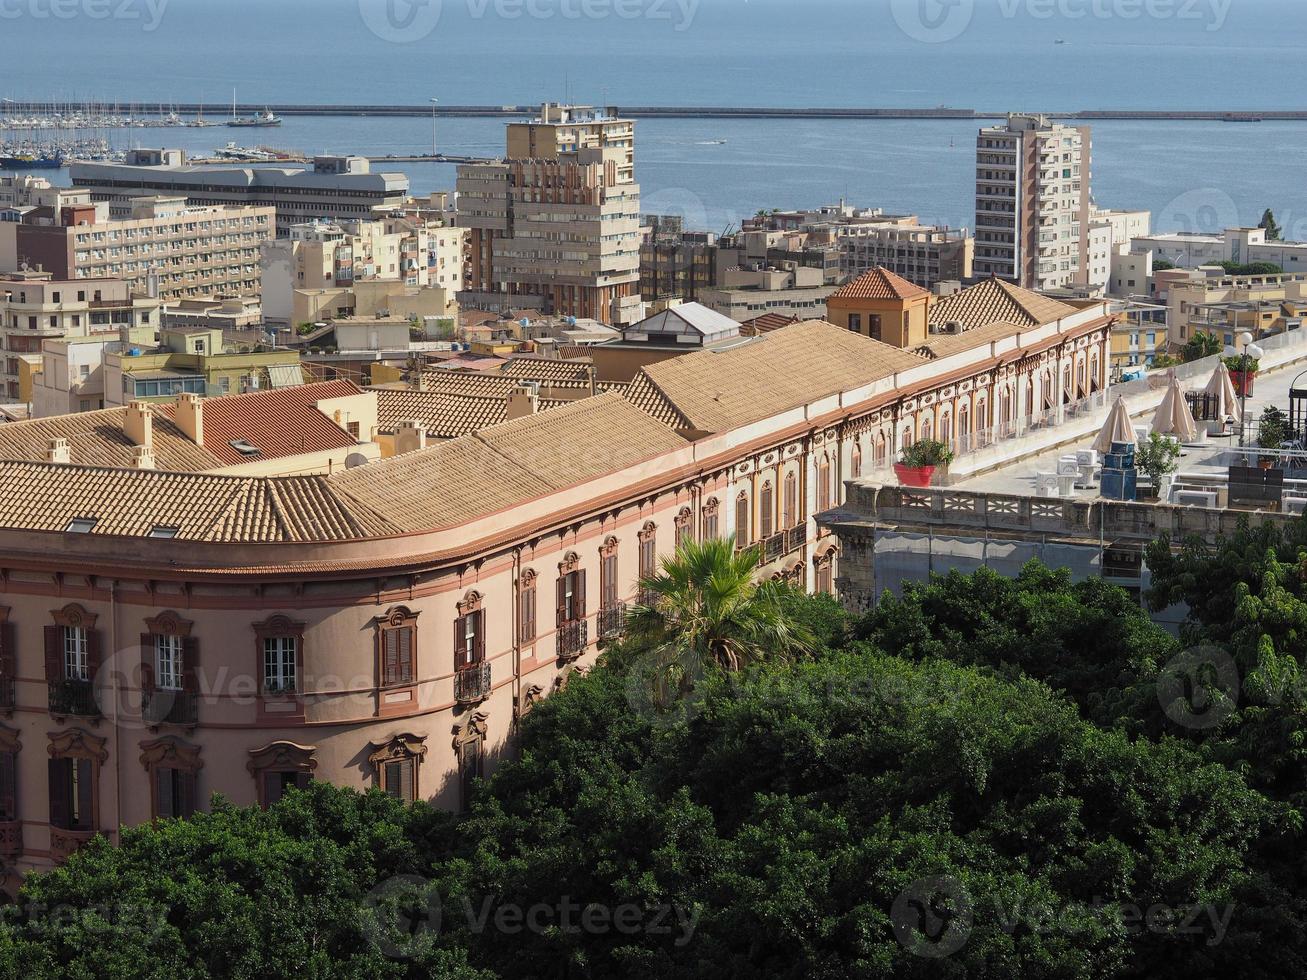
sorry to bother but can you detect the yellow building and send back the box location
[825,267,932,347]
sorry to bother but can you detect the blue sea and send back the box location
[3,0,1306,234]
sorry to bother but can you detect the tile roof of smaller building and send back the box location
[830,266,929,301]
[0,406,222,471]
[739,313,801,336]
[374,388,570,439]
[166,380,360,466]
[500,355,593,382]
[930,277,1077,330]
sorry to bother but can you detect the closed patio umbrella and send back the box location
[1203,359,1241,422]
[1151,373,1199,442]
[1092,396,1136,454]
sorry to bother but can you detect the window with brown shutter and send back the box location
[382,758,415,801]
[376,608,417,689]
[600,540,619,610]
[735,492,750,546]
[48,757,94,832]
[674,507,693,549]
[702,498,719,540]
[851,443,862,479]
[519,571,537,644]
[155,767,197,819]
[0,612,14,710]
[368,734,426,804]
[759,483,774,539]
[0,751,16,822]
[783,473,797,529]
[454,595,485,671]
[818,455,832,509]
[557,568,585,625]
[247,740,315,808]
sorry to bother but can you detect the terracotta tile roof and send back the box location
[332,393,688,532]
[624,320,923,435]
[915,320,1026,360]
[500,355,593,382]
[930,277,1077,330]
[830,267,929,301]
[160,380,360,466]
[0,381,362,472]
[374,388,570,439]
[0,407,222,471]
[0,462,395,542]
[739,313,801,336]
[419,368,625,397]
[623,373,692,429]
[556,344,594,360]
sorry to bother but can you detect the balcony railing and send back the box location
[48,678,97,717]
[557,619,589,661]
[598,602,627,639]
[454,661,492,704]
[764,531,787,561]
[143,689,198,727]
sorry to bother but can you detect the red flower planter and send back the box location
[894,463,936,488]
[1230,369,1256,397]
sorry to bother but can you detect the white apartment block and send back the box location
[975,114,1092,291]
[1132,226,1307,272]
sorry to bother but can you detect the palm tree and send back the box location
[624,536,814,682]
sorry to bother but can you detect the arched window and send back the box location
[734,491,750,546]
[759,481,774,539]
[782,471,798,528]
[958,404,970,438]
[851,442,862,479]
[675,507,693,549]
[921,415,933,441]
[938,413,951,445]
[702,497,719,540]
[875,432,887,466]
[817,455,832,509]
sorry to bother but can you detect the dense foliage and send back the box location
[8,541,1307,978]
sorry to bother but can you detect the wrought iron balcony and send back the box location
[143,689,198,727]
[598,602,627,639]
[786,523,808,553]
[764,531,787,562]
[557,619,589,661]
[48,678,97,717]
[454,661,492,704]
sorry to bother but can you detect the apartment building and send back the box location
[260,216,462,328]
[975,113,1092,290]
[1086,208,1152,293]
[1164,271,1307,349]
[698,264,836,322]
[6,195,273,302]
[69,149,409,236]
[1108,300,1169,374]
[0,270,159,402]
[739,204,973,289]
[1132,225,1307,272]
[0,276,1111,882]
[639,216,719,303]
[457,105,642,325]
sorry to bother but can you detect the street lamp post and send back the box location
[1226,330,1263,448]
[430,98,439,158]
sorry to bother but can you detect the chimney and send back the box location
[395,419,427,454]
[175,392,203,446]
[124,400,153,450]
[131,444,156,470]
[506,383,540,420]
[47,437,69,464]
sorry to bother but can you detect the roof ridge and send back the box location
[625,369,692,430]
